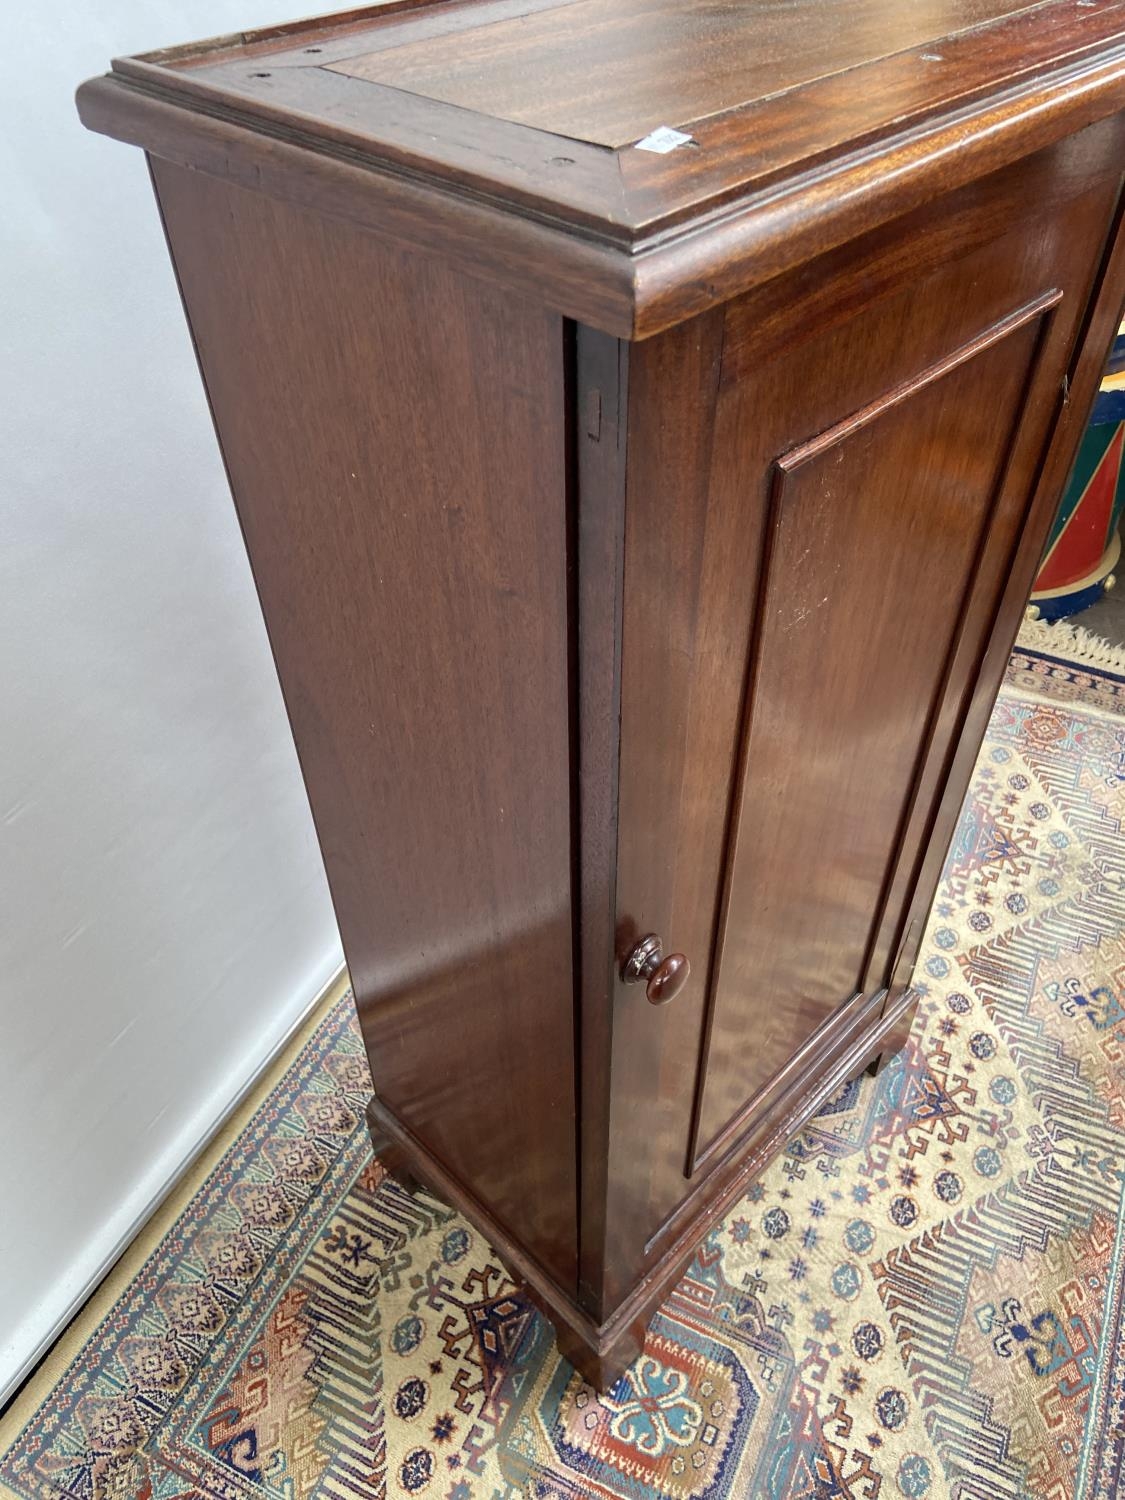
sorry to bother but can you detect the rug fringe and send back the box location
[1016,612,1125,673]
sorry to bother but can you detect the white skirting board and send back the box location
[0,959,349,1413]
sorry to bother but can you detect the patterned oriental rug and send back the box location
[3,634,1125,1500]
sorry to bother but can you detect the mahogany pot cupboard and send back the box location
[80,0,1125,1387]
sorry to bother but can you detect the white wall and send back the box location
[0,2,343,1401]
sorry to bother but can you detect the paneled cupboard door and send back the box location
[601,134,1124,1312]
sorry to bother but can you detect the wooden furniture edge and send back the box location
[573,326,630,1316]
[75,73,638,338]
[872,181,1125,961]
[134,0,459,69]
[110,47,628,232]
[78,46,1125,339]
[618,984,917,1311]
[689,986,881,1180]
[630,47,1125,335]
[366,981,916,1384]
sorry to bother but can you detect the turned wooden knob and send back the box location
[622,933,690,1005]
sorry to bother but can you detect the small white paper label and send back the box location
[634,125,694,154]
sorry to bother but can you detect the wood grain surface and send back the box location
[328,0,1039,147]
[596,137,1125,1313]
[150,158,580,1293]
[78,0,1125,336]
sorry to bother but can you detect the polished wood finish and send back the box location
[76,0,1125,335]
[644,954,689,1007]
[326,0,1037,148]
[150,158,579,1293]
[596,140,1125,1318]
[81,0,1125,1389]
[697,291,1058,1152]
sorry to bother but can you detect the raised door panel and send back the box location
[600,133,1123,1313]
[692,298,1054,1160]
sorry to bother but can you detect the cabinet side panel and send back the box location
[151,159,578,1291]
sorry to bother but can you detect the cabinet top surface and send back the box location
[99,0,1125,213]
[291,0,1037,150]
[80,0,1125,335]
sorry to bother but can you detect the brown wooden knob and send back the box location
[622,934,691,1006]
